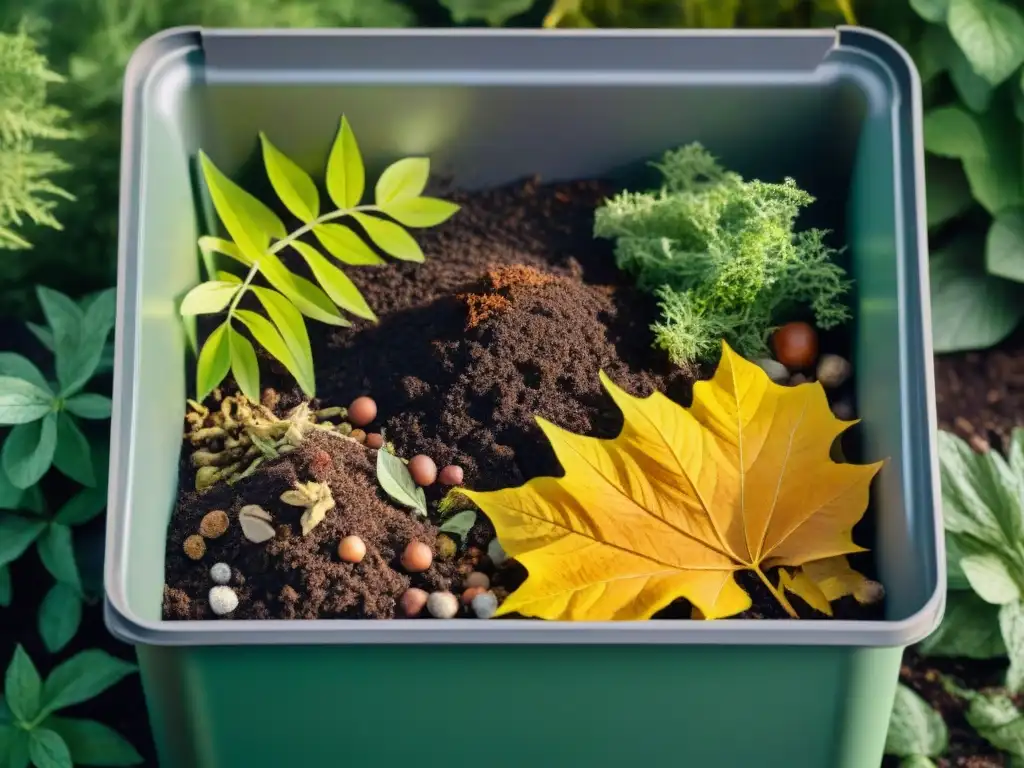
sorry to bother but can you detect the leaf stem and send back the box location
[267,204,377,256]
[226,260,261,324]
[752,566,799,619]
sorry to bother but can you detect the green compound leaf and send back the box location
[64,394,111,420]
[885,683,948,758]
[29,728,71,768]
[380,197,460,228]
[54,488,107,527]
[376,448,427,516]
[2,413,58,489]
[199,151,285,263]
[195,322,231,402]
[917,589,1006,658]
[440,0,535,25]
[924,106,987,159]
[911,0,950,22]
[289,241,377,321]
[235,308,315,399]
[326,116,365,210]
[179,281,239,316]
[1001,601,1024,692]
[0,377,54,425]
[0,516,46,568]
[987,209,1024,283]
[40,650,137,718]
[0,353,50,393]
[926,158,975,229]
[313,223,385,266]
[965,691,1024,756]
[38,583,82,654]
[228,327,260,403]
[43,717,143,767]
[352,212,424,262]
[948,0,1024,86]
[259,132,319,222]
[961,552,1020,603]
[37,523,81,593]
[5,645,42,724]
[374,157,429,205]
[950,41,995,112]
[52,412,95,487]
[250,287,315,397]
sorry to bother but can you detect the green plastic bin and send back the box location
[106,27,944,768]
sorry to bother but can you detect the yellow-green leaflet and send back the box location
[228,327,260,402]
[380,197,460,228]
[196,322,231,401]
[259,132,320,222]
[374,157,429,205]
[352,213,424,262]
[326,116,365,209]
[250,287,316,396]
[288,241,377,321]
[199,152,284,262]
[313,223,384,266]
[179,281,239,316]
[234,309,315,398]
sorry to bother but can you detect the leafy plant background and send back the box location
[1,0,1020,765]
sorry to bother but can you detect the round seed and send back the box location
[209,562,231,585]
[350,429,367,445]
[199,510,229,539]
[400,588,429,617]
[462,586,487,605]
[365,432,384,449]
[184,535,206,561]
[408,455,437,487]
[348,396,377,427]
[209,585,239,616]
[464,571,490,590]
[471,591,499,620]
[338,535,366,563]
[401,540,433,573]
[772,322,818,370]
[438,465,464,486]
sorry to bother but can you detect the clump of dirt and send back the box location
[460,264,560,328]
[163,432,455,620]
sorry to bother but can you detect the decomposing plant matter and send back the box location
[462,341,883,621]
[593,143,851,366]
[280,480,335,535]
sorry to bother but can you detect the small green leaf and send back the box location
[438,509,477,540]
[950,42,995,112]
[52,412,95,487]
[37,287,107,398]
[2,414,58,489]
[29,728,72,768]
[917,589,1006,658]
[37,523,81,593]
[326,116,365,209]
[1,727,29,768]
[0,564,10,607]
[0,516,46,567]
[965,691,1024,756]
[376,449,427,516]
[40,650,137,718]
[926,158,975,229]
[0,354,51,394]
[313,223,385,266]
[948,0,1024,86]
[439,0,535,25]
[987,210,1024,283]
[196,322,231,402]
[911,0,950,22]
[259,132,319,222]
[5,646,42,724]
[930,237,1024,353]
[380,197,460,228]
[900,757,938,768]
[0,465,27,510]
[44,718,143,766]
[179,281,239,316]
[374,157,429,205]
[199,151,285,263]
[55,488,107,527]
[962,553,1021,604]
[1002,601,1024,692]
[352,213,424,262]
[234,309,315,398]
[289,242,377,321]
[924,106,987,159]
[885,683,948,758]
[918,25,954,84]
[228,327,260,403]
[65,394,112,420]
[250,288,315,396]
[38,583,82,654]
[0,377,54,425]
[217,270,242,284]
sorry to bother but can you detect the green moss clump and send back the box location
[594,143,851,366]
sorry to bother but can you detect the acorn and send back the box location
[772,322,818,370]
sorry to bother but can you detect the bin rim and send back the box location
[106,25,945,648]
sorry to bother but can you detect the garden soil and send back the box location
[163,176,879,623]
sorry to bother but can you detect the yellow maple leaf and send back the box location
[461,341,883,621]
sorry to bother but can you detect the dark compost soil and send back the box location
[162,175,880,623]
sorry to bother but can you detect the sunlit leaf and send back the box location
[198,151,284,262]
[289,242,377,321]
[0,377,54,425]
[313,223,385,266]
[234,310,315,398]
[195,322,231,402]
[259,132,319,222]
[374,157,429,205]
[380,197,460,228]
[352,213,424,262]
[228,327,260,403]
[0,353,50,393]
[179,281,239,316]
[325,116,365,209]
[250,288,315,396]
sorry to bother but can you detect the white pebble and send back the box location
[209,562,231,585]
[755,358,789,384]
[817,354,852,389]
[426,591,459,619]
[832,400,855,421]
[209,585,239,616]
[471,591,499,620]
[487,538,508,567]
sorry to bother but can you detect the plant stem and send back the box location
[752,566,799,619]
[267,204,376,256]
[225,260,261,325]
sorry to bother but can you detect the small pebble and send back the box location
[832,400,855,420]
[754,358,789,384]
[789,373,810,386]
[408,455,437,487]
[465,571,490,590]
[438,465,464,486]
[400,588,429,617]
[348,396,377,427]
[471,591,499,620]
[772,322,818,370]
[401,540,433,572]
[199,510,230,539]
[816,354,852,389]
[462,586,487,605]
[183,534,206,561]
[208,585,239,616]
[365,432,384,449]
[209,562,231,585]
[427,591,459,619]
[338,535,366,563]
[487,538,508,567]
[350,429,367,445]
[854,580,886,605]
